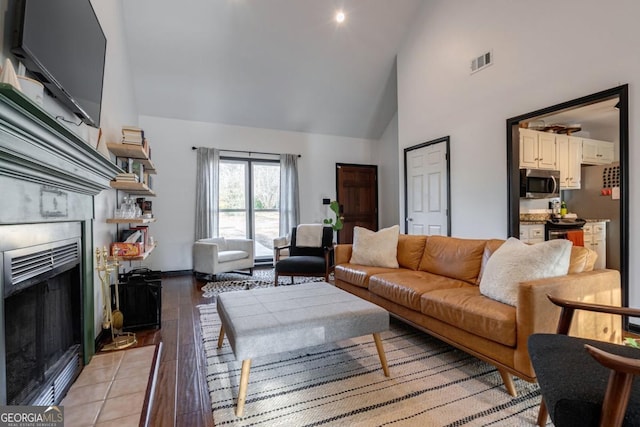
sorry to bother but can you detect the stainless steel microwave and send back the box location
[519,168,560,199]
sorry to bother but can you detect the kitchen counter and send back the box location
[520,218,610,225]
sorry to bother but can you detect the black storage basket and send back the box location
[112,268,162,330]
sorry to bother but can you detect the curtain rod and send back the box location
[191,146,301,158]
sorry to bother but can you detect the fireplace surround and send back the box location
[0,83,120,405]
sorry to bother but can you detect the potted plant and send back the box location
[323,200,344,231]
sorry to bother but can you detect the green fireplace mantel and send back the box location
[0,83,122,364]
[0,83,121,195]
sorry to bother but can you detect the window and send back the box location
[218,158,280,261]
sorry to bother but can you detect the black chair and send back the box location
[274,226,334,285]
[528,295,640,427]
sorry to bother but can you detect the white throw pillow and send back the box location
[349,225,400,268]
[479,237,572,306]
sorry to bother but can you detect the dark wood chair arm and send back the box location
[324,245,336,269]
[585,344,640,375]
[547,294,640,335]
[584,344,640,427]
[548,295,640,317]
[274,245,291,262]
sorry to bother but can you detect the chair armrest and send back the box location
[548,294,640,335]
[193,241,221,273]
[324,245,336,270]
[584,344,640,426]
[274,245,291,261]
[549,294,640,317]
[585,344,640,375]
[224,238,255,258]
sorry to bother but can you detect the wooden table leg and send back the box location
[373,333,390,377]
[236,359,252,417]
[217,325,225,349]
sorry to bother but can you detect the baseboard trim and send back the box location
[161,269,192,277]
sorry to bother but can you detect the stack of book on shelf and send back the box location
[122,126,145,145]
[114,173,139,183]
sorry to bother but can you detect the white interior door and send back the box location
[405,141,448,236]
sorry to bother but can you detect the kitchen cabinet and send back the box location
[583,222,606,269]
[581,138,614,165]
[520,223,545,244]
[519,129,557,170]
[556,135,582,189]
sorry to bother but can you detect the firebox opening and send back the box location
[4,264,82,405]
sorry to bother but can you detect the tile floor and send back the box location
[61,345,156,427]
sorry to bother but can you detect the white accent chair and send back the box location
[193,237,254,280]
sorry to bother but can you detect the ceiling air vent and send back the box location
[471,50,493,74]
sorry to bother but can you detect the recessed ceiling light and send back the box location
[336,10,345,23]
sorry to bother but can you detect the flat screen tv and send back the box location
[11,0,107,128]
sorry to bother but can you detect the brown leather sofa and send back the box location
[334,234,621,395]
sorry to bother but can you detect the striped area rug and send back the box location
[198,303,546,426]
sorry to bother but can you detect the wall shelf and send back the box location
[106,218,157,224]
[109,181,156,196]
[106,142,156,173]
[109,244,156,262]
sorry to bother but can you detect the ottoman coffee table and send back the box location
[216,281,390,417]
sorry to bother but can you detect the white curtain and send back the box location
[195,147,220,240]
[279,154,299,236]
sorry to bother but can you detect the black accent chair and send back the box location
[274,226,334,285]
[528,295,640,427]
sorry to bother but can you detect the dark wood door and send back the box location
[336,164,378,243]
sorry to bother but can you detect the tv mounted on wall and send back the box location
[11,0,107,128]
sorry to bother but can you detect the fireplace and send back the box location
[0,84,121,405]
[1,223,83,405]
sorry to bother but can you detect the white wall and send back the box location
[374,113,400,228]
[139,115,375,272]
[397,0,640,306]
[90,1,139,336]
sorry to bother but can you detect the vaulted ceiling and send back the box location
[121,0,424,139]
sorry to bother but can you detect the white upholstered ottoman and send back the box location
[216,281,390,417]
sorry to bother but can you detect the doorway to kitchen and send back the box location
[506,85,629,318]
[404,136,451,236]
[218,158,280,263]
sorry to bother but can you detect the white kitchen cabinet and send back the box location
[556,135,582,189]
[583,221,606,269]
[581,138,614,165]
[520,223,545,244]
[519,129,557,170]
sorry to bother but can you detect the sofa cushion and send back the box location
[421,287,516,347]
[477,240,597,283]
[568,245,597,273]
[477,239,506,285]
[479,237,572,306]
[418,236,486,284]
[369,271,471,312]
[397,234,427,270]
[350,225,400,268]
[334,264,407,289]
